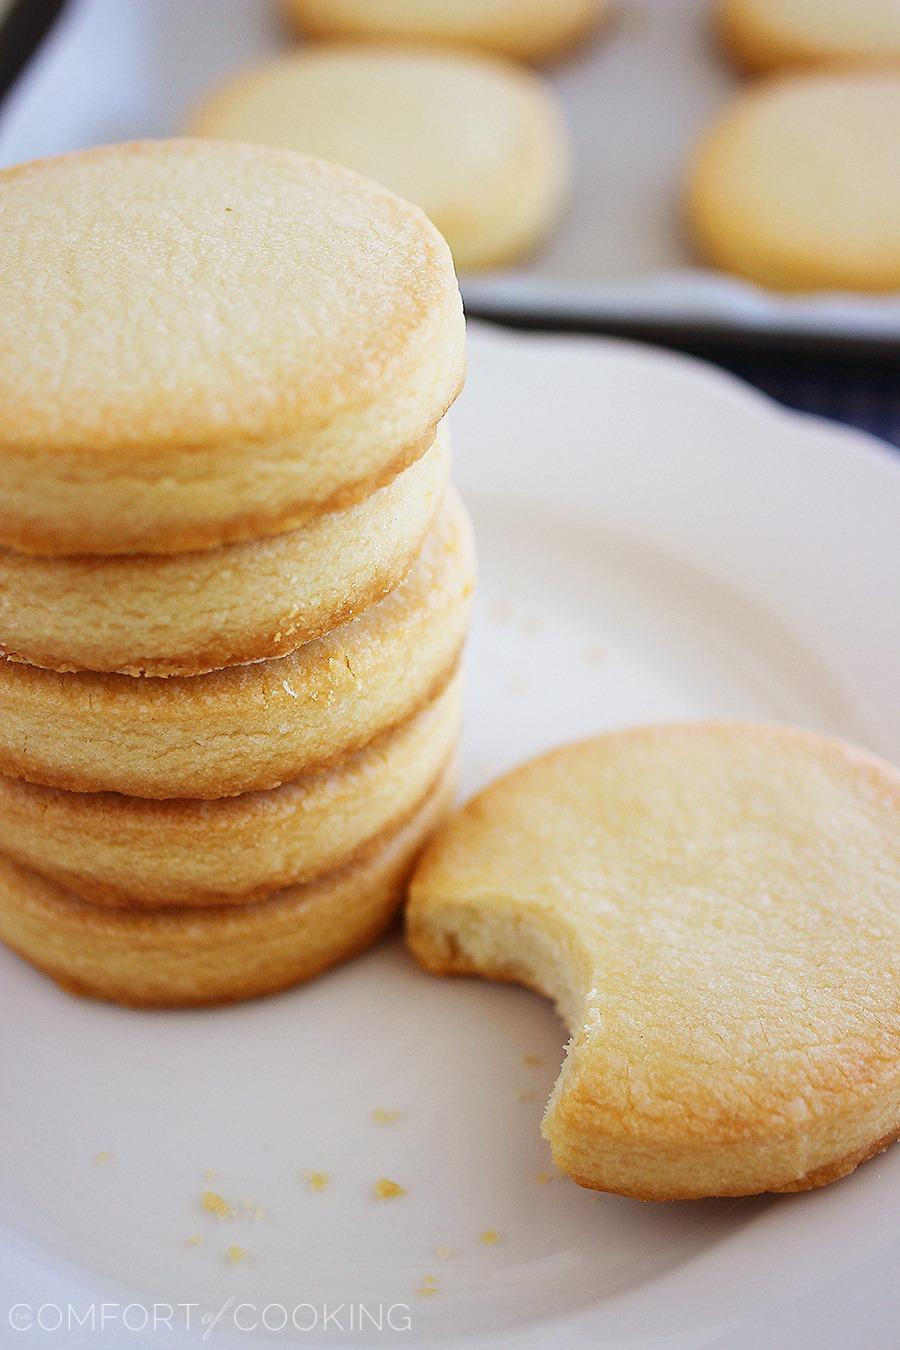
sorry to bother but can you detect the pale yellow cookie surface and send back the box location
[0,426,448,676]
[0,491,474,799]
[0,676,459,907]
[687,72,900,291]
[719,0,900,73]
[0,139,463,555]
[408,723,900,1200]
[0,763,455,1007]
[192,47,569,272]
[281,0,608,63]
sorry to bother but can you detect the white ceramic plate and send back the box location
[1,323,899,1349]
[1,0,899,342]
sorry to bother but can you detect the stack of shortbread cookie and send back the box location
[0,139,473,1006]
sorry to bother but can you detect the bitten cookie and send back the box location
[0,763,455,1008]
[686,72,900,291]
[408,723,900,1200]
[0,139,464,555]
[0,426,448,676]
[0,491,474,799]
[718,0,900,73]
[191,47,570,272]
[280,0,609,63]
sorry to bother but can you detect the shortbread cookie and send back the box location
[192,47,569,271]
[280,0,608,63]
[0,427,447,676]
[408,723,900,1200]
[0,491,474,799]
[0,676,459,908]
[0,762,454,1007]
[718,0,900,73]
[0,139,464,556]
[687,73,900,291]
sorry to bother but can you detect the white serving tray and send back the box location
[1,0,898,342]
[1,322,898,1349]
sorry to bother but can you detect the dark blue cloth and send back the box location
[713,350,900,450]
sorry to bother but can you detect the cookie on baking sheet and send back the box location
[191,46,570,273]
[0,139,463,556]
[0,762,455,1008]
[0,491,474,800]
[0,427,448,677]
[280,0,609,63]
[686,72,900,291]
[718,0,900,73]
[407,723,900,1200]
[0,675,459,908]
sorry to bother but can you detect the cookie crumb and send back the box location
[203,1168,217,1181]
[243,1200,267,1220]
[94,1151,112,1165]
[226,1245,247,1265]
[417,1274,438,1296]
[185,1234,203,1248]
[480,1229,501,1246]
[522,1053,544,1067]
[370,1108,401,1127]
[201,1190,233,1219]
[302,1171,330,1193]
[534,1170,553,1185]
[373,1177,407,1200]
[515,1089,537,1102]
[434,1246,454,1261]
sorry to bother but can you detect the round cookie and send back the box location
[191,46,570,273]
[718,0,900,74]
[0,139,464,556]
[0,490,474,799]
[407,723,900,1200]
[0,762,455,1008]
[0,426,448,676]
[686,73,900,291]
[0,675,459,908]
[280,0,608,63]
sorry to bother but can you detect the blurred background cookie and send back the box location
[718,0,900,73]
[686,72,900,290]
[280,0,610,63]
[191,45,570,272]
